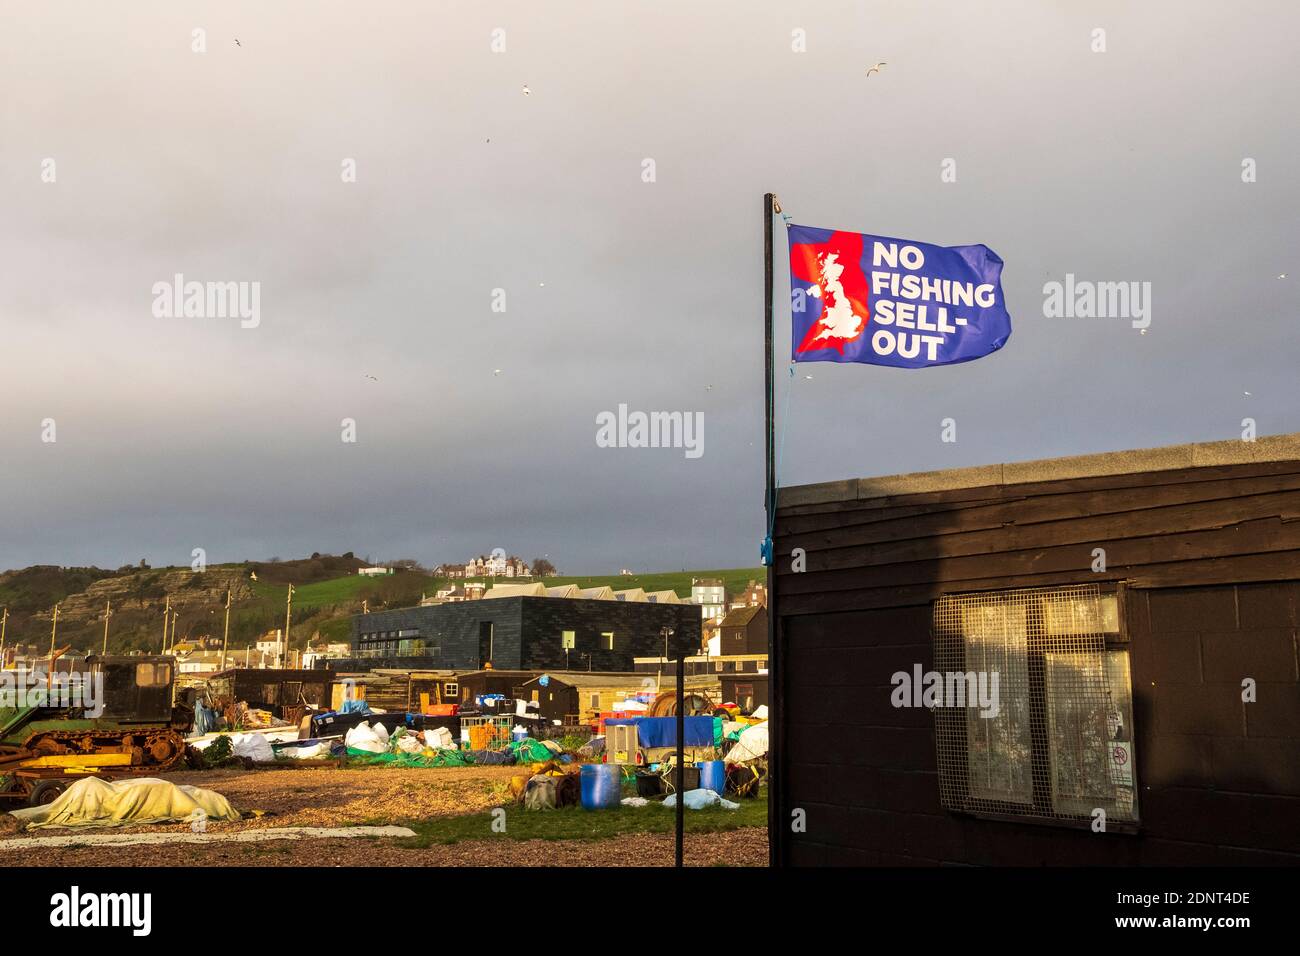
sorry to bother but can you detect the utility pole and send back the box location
[102,599,112,655]
[167,606,179,655]
[220,589,232,672]
[161,596,171,651]
[282,584,295,668]
[0,607,8,669]
[48,604,60,691]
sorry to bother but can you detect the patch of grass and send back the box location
[539,568,764,600]
[395,788,767,847]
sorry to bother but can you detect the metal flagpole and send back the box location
[762,192,780,867]
[675,636,685,868]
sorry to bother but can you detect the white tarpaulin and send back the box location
[344,721,388,753]
[188,728,300,751]
[662,789,739,810]
[394,731,424,754]
[423,727,454,749]
[275,741,331,760]
[724,721,769,765]
[230,733,276,763]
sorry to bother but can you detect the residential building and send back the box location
[691,578,726,622]
[302,643,350,669]
[423,581,485,604]
[719,606,768,655]
[175,651,226,676]
[464,554,531,578]
[633,654,767,678]
[729,579,767,610]
[645,590,684,604]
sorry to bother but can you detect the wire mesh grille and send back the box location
[932,584,1138,825]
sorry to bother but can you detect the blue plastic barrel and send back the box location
[698,760,726,796]
[580,763,622,810]
[511,725,530,743]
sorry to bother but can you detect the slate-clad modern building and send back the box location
[340,595,700,672]
[772,433,1300,867]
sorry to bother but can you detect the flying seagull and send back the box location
[364,374,378,382]
[522,85,531,96]
[866,62,887,76]
[234,39,241,47]
[493,369,503,376]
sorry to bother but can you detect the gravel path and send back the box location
[7,827,768,867]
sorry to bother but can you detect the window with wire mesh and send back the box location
[932,584,1139,826]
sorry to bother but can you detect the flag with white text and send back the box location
[789,225,1011,367]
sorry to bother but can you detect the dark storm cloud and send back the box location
[1,1,1296,573]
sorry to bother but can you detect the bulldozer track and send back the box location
[2,728,187,773]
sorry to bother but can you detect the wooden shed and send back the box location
[720,672,769,714]
[518,672,648,726]
[207,668,335,720]
[771,433,1300,866]
[327,669,463,713]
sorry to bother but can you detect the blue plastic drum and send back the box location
[698,760,727,796]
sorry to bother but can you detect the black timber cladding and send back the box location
[207,668,335,716]
[350,596,700,671]
[771,434,1300,866]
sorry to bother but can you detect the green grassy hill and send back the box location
[0,559,764,658]
[538,568,763,598]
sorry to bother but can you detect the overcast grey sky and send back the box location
[1,1,1296,574]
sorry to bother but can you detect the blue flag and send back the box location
[789,224,1011,368]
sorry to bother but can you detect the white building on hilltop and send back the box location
[464,554,530,578]
[691,578,726,621]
